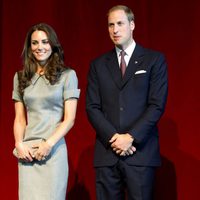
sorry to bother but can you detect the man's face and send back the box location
[108,9,135,50]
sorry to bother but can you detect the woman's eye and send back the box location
[31,41,37,45]
[42,40,49,44]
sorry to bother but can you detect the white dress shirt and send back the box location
[115,40,136,68]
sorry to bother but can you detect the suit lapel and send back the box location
[105,45,145,90]
[122,44,145,87]
[106,49,122,89]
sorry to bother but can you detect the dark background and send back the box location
[0,0,200,199]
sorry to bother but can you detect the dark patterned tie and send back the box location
[120,50,126,77]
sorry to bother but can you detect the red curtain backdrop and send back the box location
[1,0,200,199]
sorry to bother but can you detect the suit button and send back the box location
[120,107,124,111]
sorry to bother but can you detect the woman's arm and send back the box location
[34,98,78,161]
[47,98,78,146]
[14,101,34,162]
[14,102,26,143]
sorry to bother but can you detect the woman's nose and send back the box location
[37,42,43,50]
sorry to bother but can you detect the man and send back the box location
[86,5,168,200]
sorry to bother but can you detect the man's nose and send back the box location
[113,26,119,34]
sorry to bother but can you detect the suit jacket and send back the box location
[86,44,168,167]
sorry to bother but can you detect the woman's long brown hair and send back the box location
[18,23,67,96]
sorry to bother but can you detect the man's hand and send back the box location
[120,146,136,156]
[109,133,136,156]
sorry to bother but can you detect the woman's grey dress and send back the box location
[12,69,80,200]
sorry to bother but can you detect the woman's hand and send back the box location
[32,140,53,161]
[15,142,34,162]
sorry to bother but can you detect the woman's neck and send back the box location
[37,66,45,75]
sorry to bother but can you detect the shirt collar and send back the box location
[31,73,50,85]
[115,40,136,57]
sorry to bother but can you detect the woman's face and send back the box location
[31,30,52,65]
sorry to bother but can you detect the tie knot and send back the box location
[120,50,126,57]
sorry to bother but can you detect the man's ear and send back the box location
[130,20,135,31]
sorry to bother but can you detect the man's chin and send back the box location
[115,44,123,49]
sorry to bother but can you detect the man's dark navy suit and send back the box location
[86,44,168,168]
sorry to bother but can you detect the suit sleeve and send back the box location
[86,62,117,147]
[129,53,168,143]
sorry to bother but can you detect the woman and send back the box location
[12,23,80,199]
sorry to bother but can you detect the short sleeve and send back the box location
[63,70,80,100]
[12,72,23,102]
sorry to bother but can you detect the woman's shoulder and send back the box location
[13,70,22,81]
[13,70,24,78]
[61,67,77,77]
